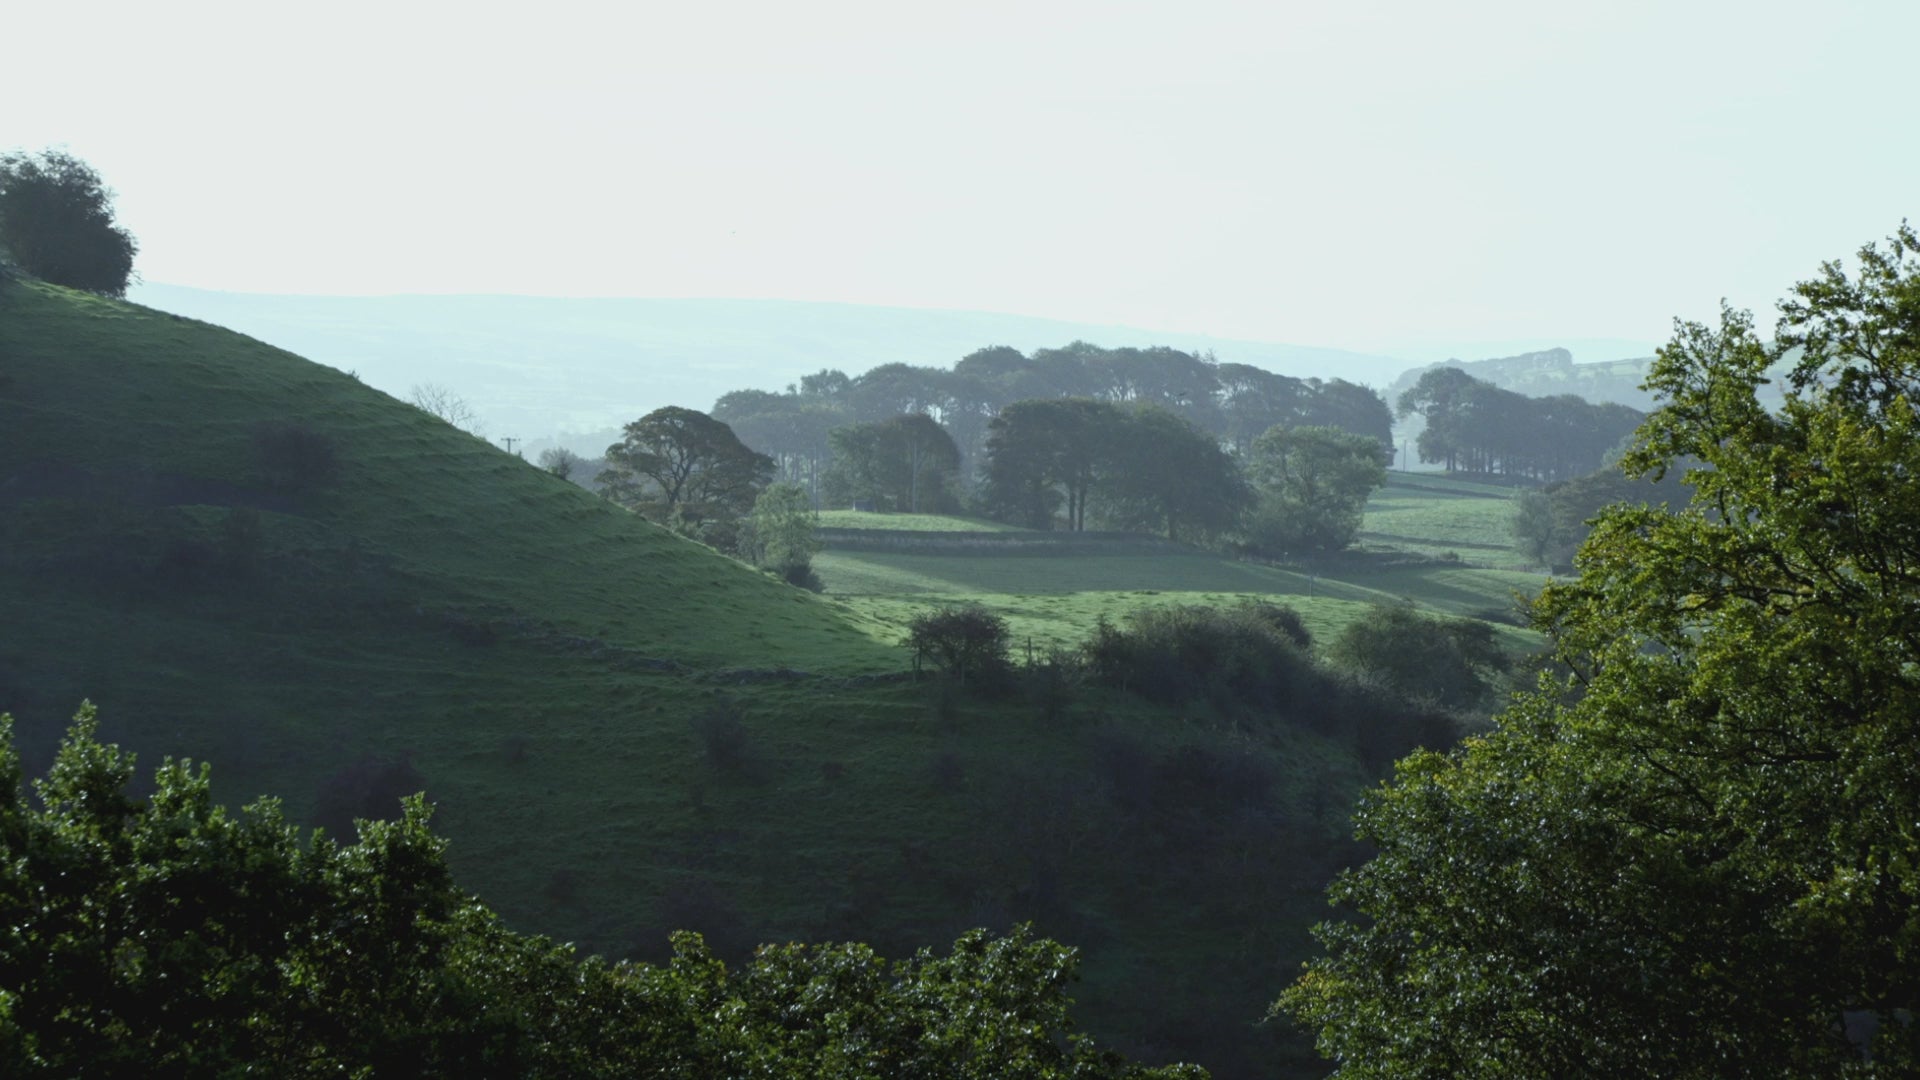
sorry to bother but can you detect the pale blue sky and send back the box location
[12,0,1917,356]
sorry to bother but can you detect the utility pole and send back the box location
[501,436,520,457]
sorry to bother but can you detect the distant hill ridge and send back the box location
[1384,347,1662,411]
[130,285,1409,453]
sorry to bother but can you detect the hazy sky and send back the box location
[13,0,1917,355]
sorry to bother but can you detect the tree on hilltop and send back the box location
[1281,224,1920,1075]
[0,149,138,297]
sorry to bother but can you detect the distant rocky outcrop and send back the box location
[1386,348,1662,412]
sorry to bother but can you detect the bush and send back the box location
[1325,602,1509,713]
[252,422,340,493]
[904,604,1011,684]
[1084,601,1313,708]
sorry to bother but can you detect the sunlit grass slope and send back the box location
[816,547,1549,657]
[817,510,1029,532]
[1358,472,1534,569]
[0,281,895,672]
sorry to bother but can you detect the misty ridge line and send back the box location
[129,283,1657,451]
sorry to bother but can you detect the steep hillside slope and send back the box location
[1,281,895,672]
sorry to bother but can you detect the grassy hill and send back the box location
[1,280,1423,1078]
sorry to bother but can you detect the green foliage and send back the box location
[905,605,1012,684]
[1395,365,1643,480]
[823,413,962,513]
[1084,602,1315,709]
[599,406,774,530]
[979,398,1113,529]
[1509,462,1682,572]
[981,400,1250,541]
[1097,406,1251,543]
[0,149,137,297]
[1323,603,1508,714]
[1282,225,1920,1076]
[0,705,1203,1078]
[1243,425,1387,554]
[745,482,821,583]
[1508,488,1559,568]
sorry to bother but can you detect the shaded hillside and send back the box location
[128,284,1408,448]
[1,281,896,673]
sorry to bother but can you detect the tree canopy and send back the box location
[1241,425,1387,554]
[599,406,773,528]
[0,149,138,297]
[822,412,962,513]
[1280,225,1920,1076]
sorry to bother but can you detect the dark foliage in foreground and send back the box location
[0,705,1204,1079]
[1282,226,1920,1076]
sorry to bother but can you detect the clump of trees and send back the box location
[1241,426,1388,555]
[1281,225,1920,1075]
[979,401,1250,541]
[0,705,1204,1078]
[1396,365,1644,480]
[1084,602,1316,709]
[0,149,138,297]
[1511,459,1688,571]
[1324,603,1509,714]
[713,343,1394,506]
[822,412,961,513]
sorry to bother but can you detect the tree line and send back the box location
[1396,364,1645,480]
[711,343,1395,498]
[594,393,1389,557]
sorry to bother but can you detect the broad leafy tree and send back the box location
[979,398,1121,530]
[1281,225,1920,1076]
[1098,406,1250,543]
[0,149,139,297]
[1242,425,1387,554]
[599,406,773,528]
[744,482,819,581]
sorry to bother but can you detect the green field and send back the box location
[816,543,1550,659]
[817,509,1029,532]
[1357,471,1539,569]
